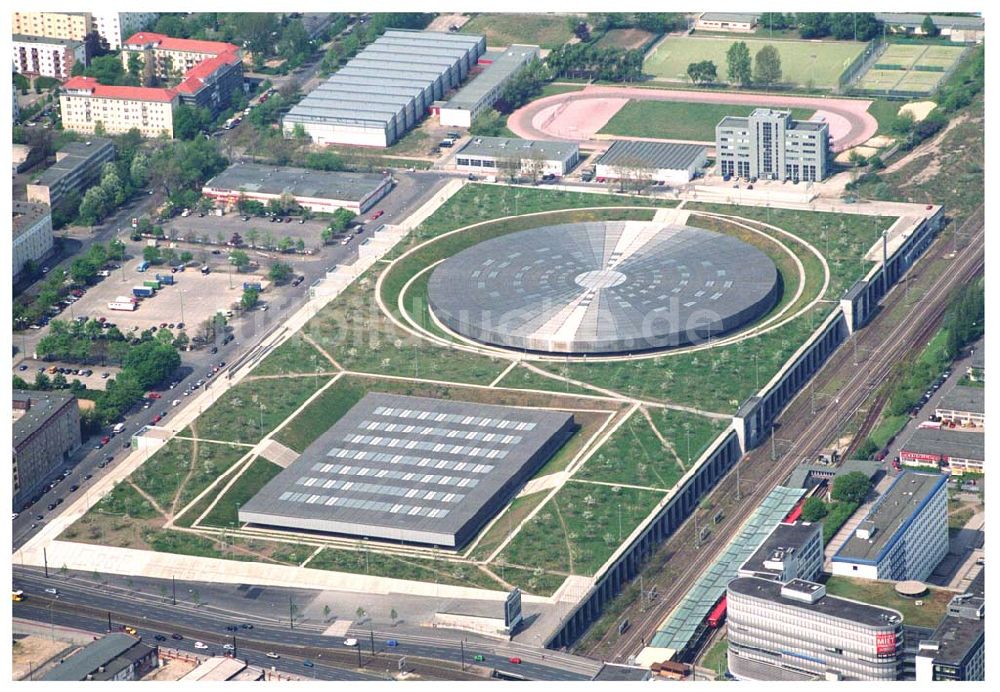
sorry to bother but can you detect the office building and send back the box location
[738,521,823,582]
[40,633,157,681]
[696,12,759,32]
[92,13,158,51]
[13,201,54,279]
[239,393,575,548]
[283,29,485,147]
[26,138,115,212]
[831,471,948,581]
[12,35,86,80]
[727,577,903,681]
[934,385,984,427]
[13,390,81,512]
[202,164,393,215]
[12,12,92,42]
[595,140,707,185]
[716,108,830,182]
[439,44,541,128]
[915,570,985,680]
[453,136,579,177]
[899,428,984,475]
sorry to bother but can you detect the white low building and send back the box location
[12,34,86,80]
[453,136,579,178]
[595,140,707,185]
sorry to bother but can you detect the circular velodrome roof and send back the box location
[427,220,780,355]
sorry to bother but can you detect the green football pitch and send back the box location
[646,36,866,88]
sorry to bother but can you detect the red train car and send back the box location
[707,595,727,628]
[784,502,804,524]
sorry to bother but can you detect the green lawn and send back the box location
[650,408,730,467]
[497,481,665,575]
[130,439,247,514]
[461,13,573,50]
[823,575,952,628]
[273,378,367,452]
[179,375,329,445]
[495,565,567,597]
[468,491,550,561]
[574,411,685,489]
[600,101,815,141]
[700,634,729,679]
[309,548,506,591]
[252,336,331,377]
[199,457,284,528]
[496,363,605,397]
[90,482,160,519]
[646,36,866,87]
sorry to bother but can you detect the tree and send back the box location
[921,15,939,37]
[831,471,872,505]
[122,340,181,388]
[390,608,398,625]
[356,606,366,620]
[229,250,250,272]
[268,261,294,285]
[127,52,144,80]
[801,497,829,522]
[753,45,782,87]
[687,60,717,85]
[327,208,355,234]
[726,41,752,86]
[798,13,831,39]
[470,109,507,137]
[241,287,260,311]
[143,246,163,264]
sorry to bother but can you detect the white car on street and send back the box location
[194,641,208,650]
[344,638,358,647]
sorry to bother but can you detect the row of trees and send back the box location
[584,12,687,35]
[320,13,432,76]
[725,41,783,88]
[494,58,551,114]
[546,43,644,82]
[757,12,882,41]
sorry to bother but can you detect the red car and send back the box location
[509,657,522,664]
[151,414,162,424]
[100,436,110,445]
[369,210,385,221]
[146,392,162,400]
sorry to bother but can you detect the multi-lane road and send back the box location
[12,568,597,681]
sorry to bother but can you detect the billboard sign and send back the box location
[875,632,897,655]
[504,588,523,630]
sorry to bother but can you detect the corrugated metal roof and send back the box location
[445,44,540,111]
[874,13,984,30]
[457,136,578,163]
[40,634,140,681]
[361,43,467,65]
[204,163,387,202]
[901,428,985,460]
[598,141,707,172]
[935,384,984,415]
[384,29,485,48]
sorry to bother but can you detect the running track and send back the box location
[508,85,878,152]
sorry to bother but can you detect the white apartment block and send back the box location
[92,12,158,51]
[60,77,177,138]
[12,35,86,81]
[13,201,54,278]
[831,471,948,581]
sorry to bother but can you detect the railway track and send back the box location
[583,211,984,662]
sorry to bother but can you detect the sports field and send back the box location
[460,13,573,50]
[600,100,815,141]
[858,43,965,94]
[646,36,866,88]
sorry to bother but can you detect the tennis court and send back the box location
[645,36,865,88]
[858,43,966,94]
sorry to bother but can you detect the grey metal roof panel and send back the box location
[598,140,707,171]
[874,13,984,30]
[238,392,574,547]
[833,471,946,563]
[374,36,475,57]
[204,164,388,202]
[361,44,466,65]
[901,429,985,460]
[317,81,424,99]
[285,106,396,126]
[445,44,540,110]
[700,12,759,23]
[40,634,140,681]
[457,136,578,163]
[350,56,451,77]
[935,385,984,415]
[332,69,439,90]
[303,90,413,110]
[13,389,76,449]
[384,29,485,47]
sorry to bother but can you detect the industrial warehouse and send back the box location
[238,393,576,547]
[438,44,541,128]
[899,428,985,475]
[595,140,708,185]
[201,163,392,214]
[282,29,485,147]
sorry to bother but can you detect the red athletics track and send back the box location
[507,84,878,152]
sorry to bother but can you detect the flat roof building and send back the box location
[202,163,392,215]
[40,633,157,681]
[453,136,579,177]
[239,393,575,548]
[737,521,823,583]
[595,140,707,185]
[832,471,948,581]
[875,13,984,43]
[14,389,81,510]
[934,385,984,427]
[12,34,86,81]
[915,570,985,681]
[727,577,903,681]
[26,138,115,212]
[717,108,830,182]
[696,12,759,32]
[284,30,485,148]
[786,458,883,489]
[440,44,541,128]
[899,428,984,475]
[13,200,54,280]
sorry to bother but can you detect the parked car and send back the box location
[194,642,208,650]
[303,660,314,668]
[266,652,280,659]
[171,633,184,641]
[344,638,358,647]
[509,657,522,664]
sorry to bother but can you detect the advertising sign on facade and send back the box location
[875,632,897,655]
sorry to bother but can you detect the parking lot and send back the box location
[13,360,121,390]
[163,212,332,251]
[60,254,269,334]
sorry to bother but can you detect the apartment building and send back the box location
[13,201,53,279]
[26,138,115,211]
[92,12,158,51]
[727,577,903,681]
[716,108,830,182]
[831,471,948,581]
[60,76,179,138]
[12,12,92,42]
[13,390,81,510]
[12,34,86,80]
